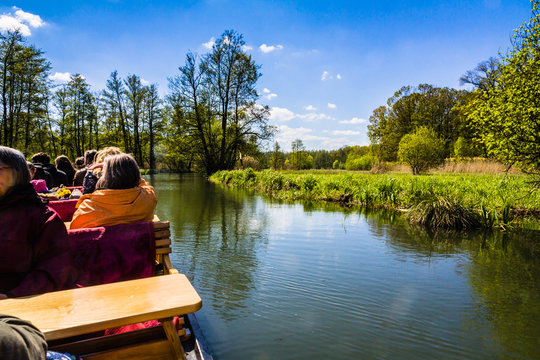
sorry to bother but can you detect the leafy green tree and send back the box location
[0,31,52,153]
[398,126,444,175]
[368,84,469,161]
[168,30,273,174]
[52,75,98,159]
[464,1,540,181]
[269,141,284,170]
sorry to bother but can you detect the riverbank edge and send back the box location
[209,169,540,231]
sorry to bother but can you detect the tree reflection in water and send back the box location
[149,174,270,319]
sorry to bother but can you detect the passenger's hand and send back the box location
[0,294,8,300]
[88,163,104,170]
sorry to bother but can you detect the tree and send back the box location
[368,84,469,161]
[463,0,540,182]
[269,141,284,170]
[168,30,274,174]
[398,126,444,175]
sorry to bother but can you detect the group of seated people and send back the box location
[0,145,158,359]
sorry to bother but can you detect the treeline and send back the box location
[0,30,272,174]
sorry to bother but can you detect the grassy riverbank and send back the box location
[210,169,540,230]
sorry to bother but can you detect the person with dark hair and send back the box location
[0,146,72,298]
[73,150,97,187]
[54,155,76,187]
[31,152,68,188]
[70,153,156,229]
[74,157,85,170]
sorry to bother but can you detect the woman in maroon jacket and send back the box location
[0,146,72,299]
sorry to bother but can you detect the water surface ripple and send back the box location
[149,174,540,360]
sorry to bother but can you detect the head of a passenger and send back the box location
[75,157,85,169]
[95,147,123,165]
[27,162,36,180]
[96,154,141,190]
[30,152,50,165]
[84,150,97,166]
[55,155,75,173]
[0,146,30,198]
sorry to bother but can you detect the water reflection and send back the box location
[149,174,270,319]
[147,174,539,360]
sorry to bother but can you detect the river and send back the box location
[147,173,540,360]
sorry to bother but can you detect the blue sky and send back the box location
[0,0,532,151]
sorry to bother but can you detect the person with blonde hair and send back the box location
[82,147,123,194]
[70,153,157,229]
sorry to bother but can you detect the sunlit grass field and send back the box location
[210,169,540,229]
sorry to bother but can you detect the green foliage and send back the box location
[463,1,540,175]
[210,170,540,229]
[345,154,376,170]
[368,84,469,161]
[332,160,340,169]
[453,136,477,159]
[168,30,274,175]
[407,196,481,230]
[398,127,444,174]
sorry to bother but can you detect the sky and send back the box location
[0,0,532,151]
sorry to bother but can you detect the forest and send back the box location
[1,2,539,179]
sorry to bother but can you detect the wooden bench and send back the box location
[0,220,201,360]
[0,274,201,360]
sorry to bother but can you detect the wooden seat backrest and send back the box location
[153,221,178,275]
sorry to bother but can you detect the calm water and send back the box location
[148,173,540,360]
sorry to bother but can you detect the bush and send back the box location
[398,126,444,175]
[407,196,481,230]
[345,154,376,170]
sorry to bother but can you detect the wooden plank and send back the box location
[0,274,201,341]
[156,239,171,247]
[153,221,169,230]
[156,248,172,255]
[155,229,171,239]
[162,318,186,360]
[82,339,173,360]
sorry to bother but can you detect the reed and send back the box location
[210,169,540,229]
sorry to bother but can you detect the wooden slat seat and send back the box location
[1,220,199,360]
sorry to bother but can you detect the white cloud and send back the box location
[305,105,317,111]
[337,74,342,80]
[242,45,253,51]
[265,93,278,100]
[275,125,326,148]
[141,78,150,86]
[48,72,72,82]
[332,130,362,136]
[0,8,44,36]
[202,37,215,50]
[321,71,330,81]
[14,8,44,28]
[259,44,283,53]
[269,107,295,122]
[268,106,334,123]
[298,113,335,122]
[338,117,366,124]
[327,103,336,109]
[0,14,31,36]
[263,88,271,93]
[222,36,230,45]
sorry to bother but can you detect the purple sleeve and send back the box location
[8,210,72,298]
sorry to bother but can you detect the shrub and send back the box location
[398,126,445,175]
[345,154,376,170]
[407,196,481,230]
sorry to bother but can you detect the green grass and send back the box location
[210,169,540,230]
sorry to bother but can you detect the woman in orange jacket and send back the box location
[70,154,157,229]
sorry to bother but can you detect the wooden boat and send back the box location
[1,220,213,360]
